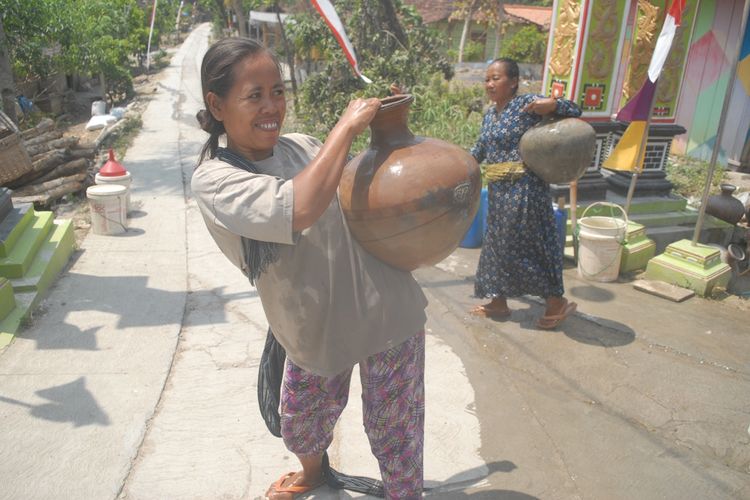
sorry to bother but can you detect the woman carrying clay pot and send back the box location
[470,58,581,329]
[191,38,427,499]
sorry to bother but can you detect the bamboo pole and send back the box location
[570,180,578,263]
[624,77,660,214]
[692,0,750,245]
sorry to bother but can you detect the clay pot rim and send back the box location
[720,183,738,193]
[379,94,414,110]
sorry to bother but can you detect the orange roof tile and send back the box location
[503,5,552,30]
[403,1,551,30]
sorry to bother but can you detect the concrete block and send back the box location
[0,277,16,321]
[0,204,34,258]
[0,211,54,278]
[645,240,732,297]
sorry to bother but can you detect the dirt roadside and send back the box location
[45,55,175,248]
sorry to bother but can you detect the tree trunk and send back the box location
[381,0,408,49]
[231,0,247,37]
[457,1,478,63]
[275,6,298,113]
[493,2,505,60]
[99,73,107,103]
[0,18,18,124]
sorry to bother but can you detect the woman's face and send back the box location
[484,62,517,104]
[207,53,286,161]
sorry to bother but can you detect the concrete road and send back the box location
[0,24,748,500]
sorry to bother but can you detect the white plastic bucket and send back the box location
[91,100,106,116]
[87,184,128,235]
[95,171,132,213]
[576,203,628,282]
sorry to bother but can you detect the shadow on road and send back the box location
[16,271,257,351]
[0,376,109,427]
[425,460,539,499]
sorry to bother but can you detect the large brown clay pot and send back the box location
[519,116,596,184]
[706,183,745,225]
[339,94,481,271]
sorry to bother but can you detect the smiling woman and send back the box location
[204,54,286,161]
[190,37,430,500]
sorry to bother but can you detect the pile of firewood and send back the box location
[4,118,96,206]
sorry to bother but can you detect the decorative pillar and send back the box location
[545,0,700,198]
[543,0,632,201]
[602,0,698,197]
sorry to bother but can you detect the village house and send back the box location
[403,0,553,62]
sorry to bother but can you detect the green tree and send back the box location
[498,25,547,64]
[451,0,505,63]
[285,0,453,136]
[0,17,18,121]
[1,0,181,105]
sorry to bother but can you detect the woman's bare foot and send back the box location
[470,298,511,319]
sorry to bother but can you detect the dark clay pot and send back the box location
[339,94,481,271]
[519,116,596,184]
[706,183,745,225]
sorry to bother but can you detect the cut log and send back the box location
[74,140,96,150]
[25,136,78,157]
[31,149,68,171]
[12,180,84,205]
[68,148,96,159]
[11,172,87,196]
[5,149,67,188]
[20,118,55,140]
[33,158,89,184]
[23,129,63,147]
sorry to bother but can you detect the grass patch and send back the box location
[666,154,727,200]
[100,115,144,160]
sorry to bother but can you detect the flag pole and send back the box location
[570,180,578,263]
[146,0,158,72]
[624,56,663,214]
[691,0,750,245]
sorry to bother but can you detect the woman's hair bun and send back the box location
[196,109,212,132]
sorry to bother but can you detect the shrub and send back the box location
[499,25,547,64]
[666,154,727,201]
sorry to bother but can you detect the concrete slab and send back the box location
[633,278,696,302]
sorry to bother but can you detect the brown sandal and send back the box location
[265,471,324,499]
[536,301,577,330]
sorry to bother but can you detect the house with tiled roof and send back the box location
[402,1,552,62]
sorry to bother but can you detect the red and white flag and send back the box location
[311,0,372,83]
[604,0,685,172]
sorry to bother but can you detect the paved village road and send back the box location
[0,24,748,500]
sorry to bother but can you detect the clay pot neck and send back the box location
[370,94,415,148]
[720,183,738,196]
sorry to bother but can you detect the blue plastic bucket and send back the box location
[553,204,567,253]
[460,187,488,248]
[480,187,488,237]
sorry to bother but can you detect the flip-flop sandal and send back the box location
[536,301,577,330]
[267,471,324,498]
[470,304,511,319]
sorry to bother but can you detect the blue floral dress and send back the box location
[471,93,581,299]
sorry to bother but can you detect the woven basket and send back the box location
[0,110,33,186]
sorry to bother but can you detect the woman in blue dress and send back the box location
[470,58,581,329]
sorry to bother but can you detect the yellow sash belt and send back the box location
[483,161,527,182]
